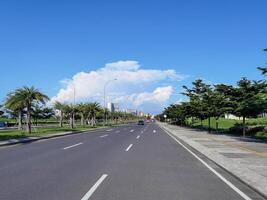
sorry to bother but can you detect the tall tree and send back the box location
[61,104,76,129]
[77,103,86,126]
[4,93,25,130]
[182,79,210,129]
[229,78,267,137]
[10,86,49,133]
[258,48,267,75]
[54,101,65,127]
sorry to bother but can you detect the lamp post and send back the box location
[103,78,117,125]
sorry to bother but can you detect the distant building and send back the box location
[224,113,241,120]
[126,109,137,116]
[113,103,120,112]
[107,102,120,112]
[138,111,145,117]
[107,102,115,112]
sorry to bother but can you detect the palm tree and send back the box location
[85,102,101,126]
[4,92,25,130]
[54,101,65,127]
[76,103,87,126]
[10,86,49,133]
[61,104,76,129]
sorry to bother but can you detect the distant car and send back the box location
[137,120,145,125]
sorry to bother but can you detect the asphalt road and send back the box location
[0,122,264,200]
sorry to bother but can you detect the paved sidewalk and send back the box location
[158,122,267,198]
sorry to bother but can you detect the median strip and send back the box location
[81,174,108,200]
[63,142,83,150]
[125,144,133,151]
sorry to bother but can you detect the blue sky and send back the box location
[0,0,266,113]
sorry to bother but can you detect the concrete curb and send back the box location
[157,122,267,199]
[0,124,129,147]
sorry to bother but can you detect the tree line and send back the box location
[157,50,267,137]
[2,86,137,134]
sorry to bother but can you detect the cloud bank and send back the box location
[51,60,185,112]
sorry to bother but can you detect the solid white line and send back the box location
[106,129,113,132]
[81,174,108,200]
[63,142,83,150]
[162,128,252,200]
[130,129,134,132]
[100,134,108,138]
[136,135,140,139]
[125,144,133,151]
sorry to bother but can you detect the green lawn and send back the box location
[189,117,267,139]
[0,125,109,141]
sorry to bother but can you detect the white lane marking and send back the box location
[136,135,140,139]
[141,131,144,133]
[162,128,252,200]
[81,174,108,200]
[115,130,120,133]
[63,142,83,150]
[100,134,108,138]
[125,144,133,151]
[130,129,134,133]
[153,130,156,133]
[106,129,113,132]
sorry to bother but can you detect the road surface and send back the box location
[0,122,264,200]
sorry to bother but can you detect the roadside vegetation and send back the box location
[0,87,139,141]
[157,49,267,139]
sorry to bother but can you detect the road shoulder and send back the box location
[158,122,267,199]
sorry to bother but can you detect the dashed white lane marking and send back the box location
[153,130,156,133]
[115,130,120,133]
[130,129,134,133]
[136,135,140,139]
[106,129,113,132]
[81,174,108,200]
[163,128,252,200]
[100,134,108,138]
[63,142,83,150]
[125,144,133,151]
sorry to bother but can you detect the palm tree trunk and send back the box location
[69,114,74,129]
[59,111,63,128]
[26,105,31,134]
[81,114,84,126]
[242,116,246,137]
[18,110,23,130]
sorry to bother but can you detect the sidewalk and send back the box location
[158,122,267,198]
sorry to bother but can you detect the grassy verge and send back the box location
[187,117,267,139]
[0,125,109,141]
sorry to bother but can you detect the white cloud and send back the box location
[130,86,173,106]
[51,60,185,110]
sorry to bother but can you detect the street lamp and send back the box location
[103,78,117,125]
